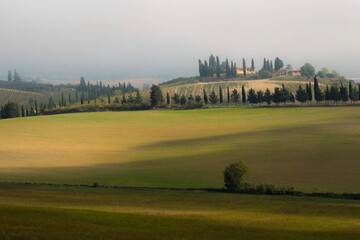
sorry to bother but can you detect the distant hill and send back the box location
[141,76,326,100]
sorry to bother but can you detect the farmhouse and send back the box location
[278,68,301,76]
[236,67,256,75]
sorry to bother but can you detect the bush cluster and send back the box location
[43,103,151,115]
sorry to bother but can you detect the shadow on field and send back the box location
[1,122,359,192]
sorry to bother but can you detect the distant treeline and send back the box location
[198,55,346,80]
[0,76,141,119]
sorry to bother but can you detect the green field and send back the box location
[0,184,359,240]
[1,107,360,193]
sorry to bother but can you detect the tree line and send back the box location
[295,77,360,104]
[149,80,360,108]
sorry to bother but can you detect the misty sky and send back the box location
[0,0,359,81]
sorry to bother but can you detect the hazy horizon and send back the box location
[1,0,360,82]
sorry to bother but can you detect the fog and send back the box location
[0,0,359,82]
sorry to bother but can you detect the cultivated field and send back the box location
[0,88,38,106]
[141,79,324,101]
[1,107,360,192]
[0,184,359,240]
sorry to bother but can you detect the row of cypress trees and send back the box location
[162,80,360,106]
[296,77,360,104]
[199,55,255,78]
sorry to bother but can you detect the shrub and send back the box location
[1,102,20,119]
[223,161,249,191]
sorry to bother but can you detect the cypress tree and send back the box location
[61,92,65,106]
[308,83,313,102]
[76,91,78,102]
[48,96,56,109]
[199,59,203,77]
[230,89,240,103]
[242,58,246,76]
[233,63,237,78]
[247,88,258,104]
[216,56,221,78]
[219,87,223,103]
[26,108,29,117]
[8,70,12,82]
[203,89,208,104]
[108,94,111,104]
[340,84,349,102]
[264,88,272,105]
[225,59,230,78]
[122,95,127,104]
[325,85,330,103]
[30,105,34,115]
[21,106,25,117]
[349,82,353,102]
[227,87,230,104]
[180,95,186,105]
[263,58,266,70]
[230,61,234,78]
[257,90,264,104]
[149,85,164,107]
[135,90,142,104]
[330,86,341,103]
[166,92,170,105]
[296,85,308,103]
[34,99,38,114]
[204,61,208,77]
[272,87,282,104]
[241,86,246,103]
[209,91,219,104]
[172,93,180,104]
[313,76,324,102]
[251,58,255,72]
[69,93,72,105]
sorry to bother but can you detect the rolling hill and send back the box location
[141,77,327,101]
[0,88,38,106]
[1,107,359,193]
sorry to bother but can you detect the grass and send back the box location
[0,184,359,240]
[1,107,360,192]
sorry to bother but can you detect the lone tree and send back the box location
[150,85,164,107]
[223,161,249,191]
